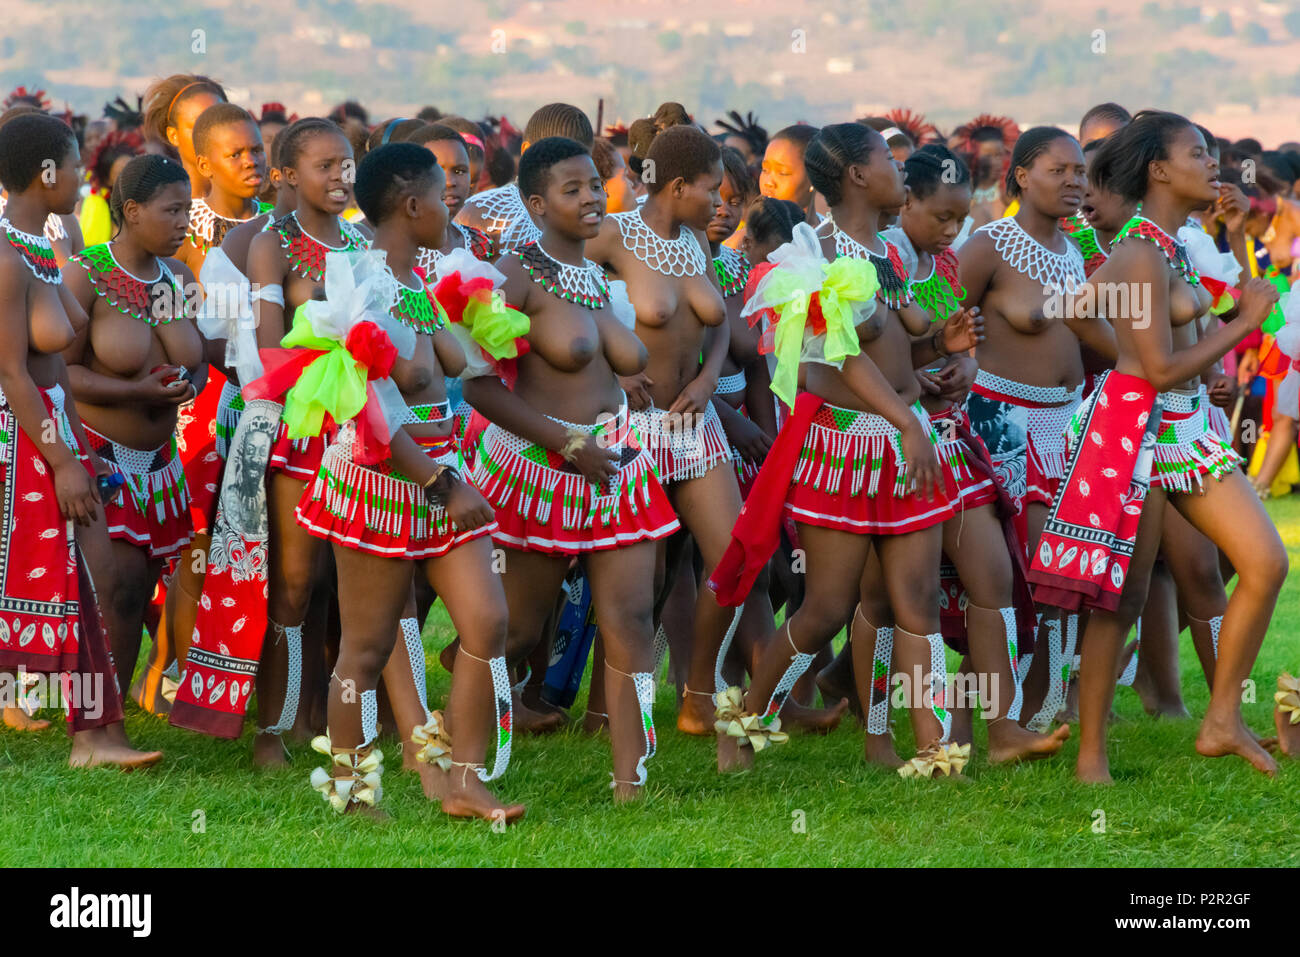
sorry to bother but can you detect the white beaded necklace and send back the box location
[612,206,707,277]
[468,183,541,251]
[415,221,475,272]
[980,216,1085,293]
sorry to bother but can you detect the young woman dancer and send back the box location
[958,127,1092,732]
[292,143,521,821]
[245,117,369,765]
[411,125,495,271]
[880,144,1069,764]
[586,125,803,757]
[63,155,205,693]
[1029,112,1286,782]
[464,137,680,800]
[0,113,161,767]
[715,124,981,777]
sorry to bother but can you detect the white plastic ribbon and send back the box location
[432,246,512,381]
[1178,223,1242,288]
[197,248,264,386]
[607,279,637,329]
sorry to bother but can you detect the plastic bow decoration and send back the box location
[1276,673,1300,726]
[428,247,530,385]
[1272,291,1300,420]
[713,686,789,751]
[739,222,879,408]
[897,741,970,779]
[244,249,413,465]
[411,710,454,770]
[196,247,264,387]
[309,735,385,813]
[1178,223,1241,315]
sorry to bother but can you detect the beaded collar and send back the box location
[910,248,965,323]
[465,183,542,251]
[610,206,708,277]
[74,243,186,326]
[415,221,496,273]
[978,215,1085,294]
[830,225,913,310]
[274,211,369,282]
[516,241,609,310]
[0,195,65,244]
[713,245,750,298]
[188,198,273,252]
[391,276,446,335]
[1113,213,1199,286]
[1060,213,1107,277]
[2,217,59,283]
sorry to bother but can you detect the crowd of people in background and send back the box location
[1,77,1297,823]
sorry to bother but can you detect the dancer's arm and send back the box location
[0,257,98,524]
[839,351,940,499]
[247,231,289,349]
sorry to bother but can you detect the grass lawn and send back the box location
[2,499,1297,868]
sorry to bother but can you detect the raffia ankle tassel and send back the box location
[898,741,971,779]
[411,711,454,770]
[714,686,789,751]
[309,735,384,813]
[1276,673,1300,726]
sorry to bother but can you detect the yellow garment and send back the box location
[1002,198,1019,218]
[79,191,111,247]
[1248,431,1300,497]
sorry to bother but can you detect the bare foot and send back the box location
[863,733,904,769]
[781,696,849,734]
[582,710,609,735]
[252,732,290,768]
[130,674,173,717]
[717,733,753,772]
[342,802,390,820]
[611,781,644,803]
[816,663,862,720]
[3,706,50,731]
[512,693,566,735]
[1195,711,1278,776]
[1059,680,1080,724]
[68,732,163,770]
[676,690,715,736]
[1075,751,1113,784]
[988,720,1070,765]
[440,770,526,822]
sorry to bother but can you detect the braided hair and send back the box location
[715,110,768,160]
[0,112,76,192]
[903,144,970,201]
[804,122,875,207]
[1005,126,1077,198]
[109,154,190,230]
[523,103,593,149]
[275,117,348,171]
[745,196,803,247]
[364,117,427,154]
[1078,102,1131,142]
[143,74,226,146]
[627,117,657,179]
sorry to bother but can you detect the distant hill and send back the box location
[6,0,1298,144]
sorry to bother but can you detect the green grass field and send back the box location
[2,499,1297,868]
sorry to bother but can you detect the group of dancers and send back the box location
[2,78,1298,824]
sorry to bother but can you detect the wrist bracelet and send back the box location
[423,464,449,489]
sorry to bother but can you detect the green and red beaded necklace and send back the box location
[1113,210,1199,286]
[391,276,447,335]
[274,211,369,282]
[713,244,750,299]
[3,218,60,284]
[73,242,186,326]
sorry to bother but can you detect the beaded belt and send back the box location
[974,368,1078,406]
